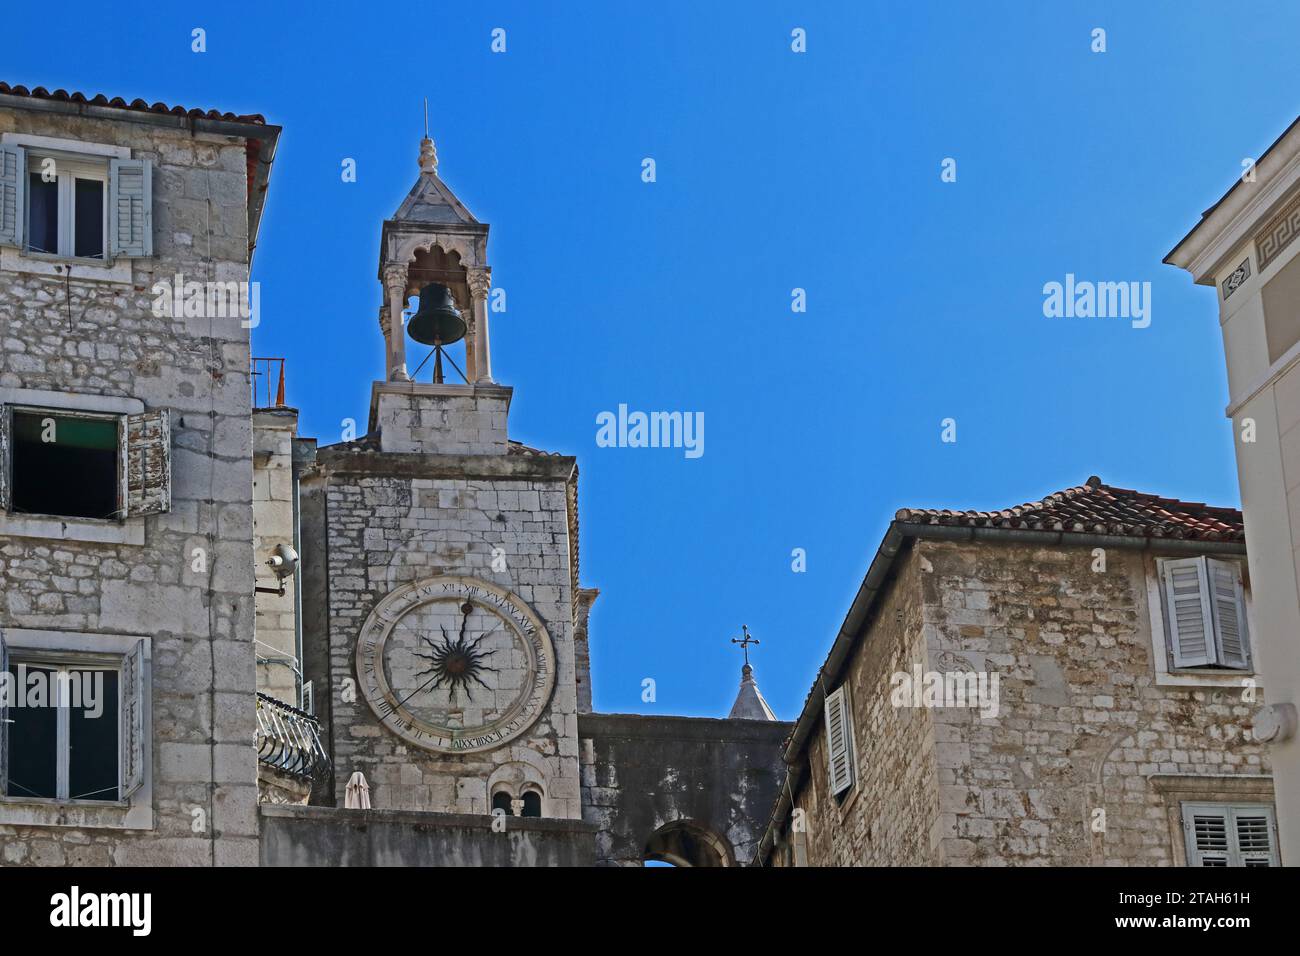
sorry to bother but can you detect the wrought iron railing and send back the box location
[256,692,329,779]
[251,357,286,408]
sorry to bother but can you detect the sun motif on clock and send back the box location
[355,576,556,754]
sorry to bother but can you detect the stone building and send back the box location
[0,82,788,867]
[1165,111,1300,864]
[0,82,278,865]
[758,478,1279,867]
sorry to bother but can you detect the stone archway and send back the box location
[643,820,734,868]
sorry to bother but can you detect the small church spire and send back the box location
[728,625,776,721]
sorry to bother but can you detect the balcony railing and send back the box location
[251,357,286,408]
[256,693,330,779]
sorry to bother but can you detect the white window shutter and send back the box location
[0,405,11,512]
[122,409,171,517]
[1233,808,1278,866]
[109,158,152,258]
[1207,558,1251,669]
[0,628,9,798]
[120,638,146,798]
[824,685,854,795]
[0,145,23,248]
[1184,807,1230,866]
[1162,557,1216,668]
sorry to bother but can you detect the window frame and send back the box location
[4,404,124,523]
[23,150,109,261]
[0,628,153,831]
[3,653,123,803]
[823,683,857,799]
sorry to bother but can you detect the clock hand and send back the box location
[390,670,444,712]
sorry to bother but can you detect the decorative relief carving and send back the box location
[1256,190,1300,272]
[382,264,409,297]
[467,268,492,299]
[1222,258,1251,299]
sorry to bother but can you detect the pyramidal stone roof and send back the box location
[894,475,1244,542]
[729,664,777,721]
[390,136,479,226]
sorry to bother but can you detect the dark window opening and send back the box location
[11,410,120,520]
[26,173,58,255]
[521,791,542,818]
[491,791,513,815]
[73,178,104,259]
[69,669,119,802]
[5,665,58,799]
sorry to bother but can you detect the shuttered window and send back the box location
[1159,557,1251,670]
[824,684,856,795]
[0,144,152,259]
[1183,803,1279,867]
[0,639,145,803]
[0,404,170,521]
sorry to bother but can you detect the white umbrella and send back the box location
[345,771,371,810]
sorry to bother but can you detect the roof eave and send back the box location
[1164,112,1300,285]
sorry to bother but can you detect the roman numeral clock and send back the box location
[355,577,556,753]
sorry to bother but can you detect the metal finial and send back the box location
[731,624,760,667]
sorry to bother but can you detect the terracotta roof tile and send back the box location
[894,475,1243,542]
[0,82,267,125]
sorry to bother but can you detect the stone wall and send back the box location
[777,537,1274,866]
[579,712,791,866]
[259,804,596,866]
[308,447,584,819]
[0,102,270,865]
[252,408,299,706]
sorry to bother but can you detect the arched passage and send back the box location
[643,820,734,868]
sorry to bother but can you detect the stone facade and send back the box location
[0,92,278,865]
[763,531,1275,867]
[252,407,300,706]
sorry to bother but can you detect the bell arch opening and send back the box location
[642,820,734,868]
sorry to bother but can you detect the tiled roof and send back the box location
[0,82,267,125]
[895,475,1243,542]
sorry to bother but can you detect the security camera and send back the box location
[266,543,300,581]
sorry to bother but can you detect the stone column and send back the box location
[377,305,392,380]
[467,268,493,384]
[460,289,478,383]
[383,264,410,382]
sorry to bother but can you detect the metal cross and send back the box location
[731,624,759,666]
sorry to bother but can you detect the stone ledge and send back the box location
[579,712,792,743]
[260,803,597,833]
[311,448,575,482]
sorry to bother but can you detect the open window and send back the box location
[0,405,170,522]
[823,684,856,796]
[0,634,145,805]
[0,144,152,260]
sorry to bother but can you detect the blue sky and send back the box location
[6,1,1300,720]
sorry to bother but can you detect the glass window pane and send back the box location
[11,411,120,520]
[74,178,104,259]
[5,664,59,799]
[68,669,119,801]
[26,173,58,254]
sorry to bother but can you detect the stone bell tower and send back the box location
[371,134,508,454]
[305,133,588,821]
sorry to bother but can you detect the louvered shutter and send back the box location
[1207,558,1251,669]
[120,639,146,798]
[0,629,9,798]
[0,145,23,248]
[1162,557,1216,667]
[824,685,855,795]
[109,158,152,258]
[1185,806,1231,866]
[1233,809,1277,866]
[0,405,11,512]
[122,409,170,517]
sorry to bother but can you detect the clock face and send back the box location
[355,576,555,754]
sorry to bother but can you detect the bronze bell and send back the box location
[407,283,467,346]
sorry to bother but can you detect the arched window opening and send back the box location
[521,790,542,818]
[491,790,514,815]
